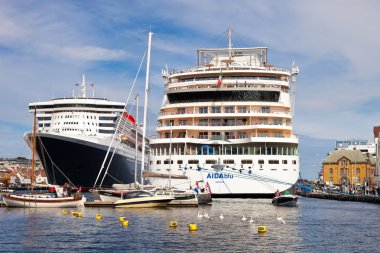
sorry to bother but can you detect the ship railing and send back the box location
[150,134,293,140]
[166,78,286,91]
[169,65,289,75]
[155,122,291,128]
[158,110,292,117]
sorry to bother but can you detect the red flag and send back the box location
[217,69,222,87]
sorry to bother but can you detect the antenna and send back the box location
[228,27,232,59]
[228,27,232,49]
[290,61,299,116]
[81,74,86,98]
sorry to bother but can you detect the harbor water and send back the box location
[0,197,379,252]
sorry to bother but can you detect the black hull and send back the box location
[29,133,143,188]
[272,196,298,206]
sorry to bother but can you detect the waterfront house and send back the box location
[322,149,375,188]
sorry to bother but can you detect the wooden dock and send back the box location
[298,192,380,204]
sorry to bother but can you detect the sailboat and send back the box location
[95,32,174,208]
[2,110,86,208]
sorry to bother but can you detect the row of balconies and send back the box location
[156,121,291,127]
[153,133,288,140]
[159,109,290,117]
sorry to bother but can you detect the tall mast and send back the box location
[81,74,86,98]
[31,109,37,194]
[141,31,153,186]
[134,95,139,185]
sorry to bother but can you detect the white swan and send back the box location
[276,214,285,224]
[219,214,224,219]
[197,211,203,218]
[241,215,247,221]
[249,216,254,223]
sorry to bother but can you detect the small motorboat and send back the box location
[113,190,174,208]
[272,194,298,207]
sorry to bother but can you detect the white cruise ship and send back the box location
[148,30,300,197]
[25,75,147,189]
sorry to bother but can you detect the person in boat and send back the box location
[63,183,69,197]
[67,184,72,197]
[275,189,280,197]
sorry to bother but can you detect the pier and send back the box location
[298,192,380,204]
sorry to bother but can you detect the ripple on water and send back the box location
[0,197,379,252]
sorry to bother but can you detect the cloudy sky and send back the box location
[0,0,379,179]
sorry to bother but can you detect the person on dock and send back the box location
[275,189,280,197]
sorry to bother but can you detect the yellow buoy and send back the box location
[71,211,78,216]
[258,225,267,234]
[169,220,178,228]
[95,214,102,220]
[189,223,197,231]
[122,220,129,226]
[119,216,126,222]
[62,209,68,215]
[76,212,82,218]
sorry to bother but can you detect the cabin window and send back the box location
[241,160,252,164]
[211,119,221,126]
[262,106,270,113]
[225,107,234,113]
[199,107,208,114]
[223,160,234,164]
[258,160,264,164]
[292,160,297,165]
[206,160,216,164]
[156,160,161,165]
[269,160,279,164]
[199,132,208,139]
[177,108,185,114]
[282,160,288,164]
[177,160,183,164]
[199,119,208,126]
[212,107,221,113]
[188,160,199,164]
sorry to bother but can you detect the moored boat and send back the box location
[2,193,85,208]
[272,194,297,207]
[113,190,174,208]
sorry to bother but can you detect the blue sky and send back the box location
[0,0,379,180]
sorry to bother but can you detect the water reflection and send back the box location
[0,197,379,252]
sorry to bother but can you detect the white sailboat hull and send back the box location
[2,194,86,208]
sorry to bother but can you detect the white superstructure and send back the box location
[148,30,300,197]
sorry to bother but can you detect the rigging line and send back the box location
[225,170,293,185]
[99,99,137,186]
[94,48,147,188]
[105,172,123,184]
[214,166,294,185]
[37,135,76,187]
